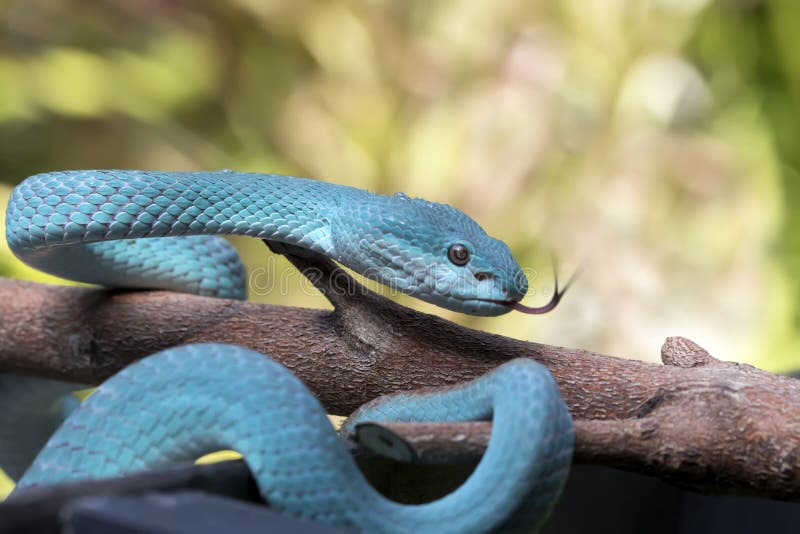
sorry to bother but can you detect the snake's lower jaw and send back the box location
[463,296,565,317]
[438,298,515,317]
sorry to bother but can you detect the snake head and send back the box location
[331,192,529,316]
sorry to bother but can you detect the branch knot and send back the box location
[661,336,717,368]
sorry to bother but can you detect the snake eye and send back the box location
[447,244,470,266]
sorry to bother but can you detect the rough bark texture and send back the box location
[0,250,798,501]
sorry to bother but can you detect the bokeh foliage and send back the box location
[0,0,798,372]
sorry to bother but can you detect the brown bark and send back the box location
[0,250,798,501]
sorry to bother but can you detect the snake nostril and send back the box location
[474,272,494,282]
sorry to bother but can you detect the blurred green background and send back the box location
[0,0,798,373]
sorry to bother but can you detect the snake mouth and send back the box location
[489,298,561,315]
[484,267,577,315]
[449,295,561,315]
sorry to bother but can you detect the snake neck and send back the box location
[6,170,352,255]
[4,170,369,298]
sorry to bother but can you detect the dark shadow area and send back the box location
[3,457,799,533]
[544,465,800,534]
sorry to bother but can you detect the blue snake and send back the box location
[2,170,574,532]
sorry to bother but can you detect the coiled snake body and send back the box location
[3,170,574,533]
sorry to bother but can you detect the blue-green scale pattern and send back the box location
[16,344,573,534]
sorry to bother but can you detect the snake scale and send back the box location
[2,170,574,533]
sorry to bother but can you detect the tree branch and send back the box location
[0,250,798,501]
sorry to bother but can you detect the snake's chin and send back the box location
[445,298,515,317]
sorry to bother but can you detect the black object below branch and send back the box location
[2,456,800,534]
[0,460,259,533]
[66,491,347,534]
